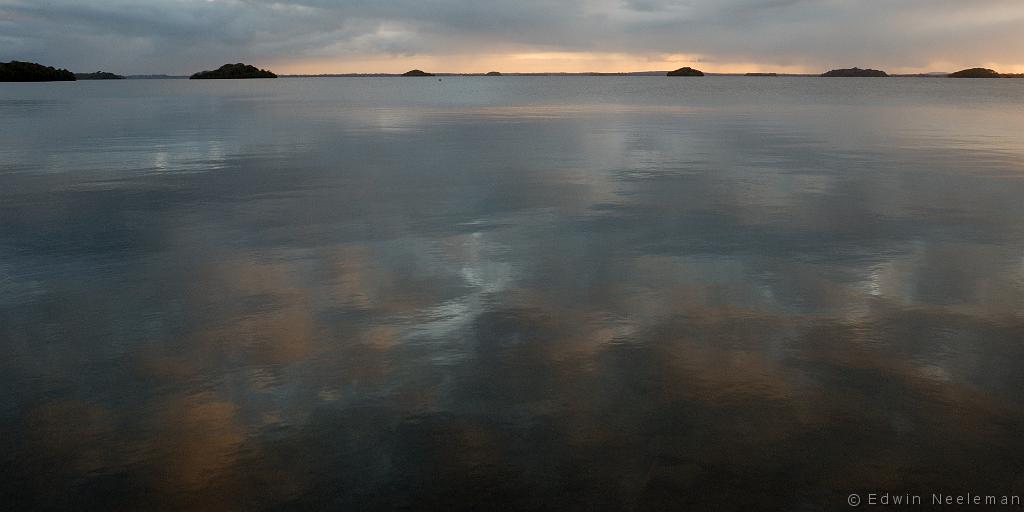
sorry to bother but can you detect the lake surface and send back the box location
[2,77,1024,510]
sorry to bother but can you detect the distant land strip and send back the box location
[5,59,1024,81]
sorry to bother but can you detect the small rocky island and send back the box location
[485,71,502,76]
[0,61,76,82]
[402,69,435,77]
[949,68,1003,78]
[190,63,277,79]
[76,71,124,80]
[822,67,888,77]
[667,67,704,77]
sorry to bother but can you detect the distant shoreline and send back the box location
[202,73,981,78]
[6,59,1022,82]
[11,72,1020,80]
[223,73,952,78]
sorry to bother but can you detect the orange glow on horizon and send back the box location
[264,52,817,75]
[262,52,1024,75]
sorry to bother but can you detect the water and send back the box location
[2,77,1024,510]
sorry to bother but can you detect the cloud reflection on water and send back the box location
[2,78,1024,510]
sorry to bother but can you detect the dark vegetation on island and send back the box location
[0,61,76,82]
[948,68,1023,78]
[821,67,888,77]
[402,69,435,77]
[746,72,778,77]
[485,71,502,76]
[76,71,124,80]
[667,67,704,77]
[949,68,998,78]
[190,63,277,79]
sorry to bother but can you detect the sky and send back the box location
[2,0,1023,75]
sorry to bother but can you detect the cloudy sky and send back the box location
[2,0,1023,74]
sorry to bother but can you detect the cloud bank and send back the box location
[1,0,1023,74]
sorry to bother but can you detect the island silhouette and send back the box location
[667,67,704,77]
[190,63,277,79]
[1,61,76,82]
[76,71,124,80]
[949,68,1000,78]
[947,68,1023,78]
[822,67,888,77]
[402,69,436,77]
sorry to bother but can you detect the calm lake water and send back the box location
[2,77,1024,510]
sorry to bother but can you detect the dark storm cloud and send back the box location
[1,0,1022,73]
